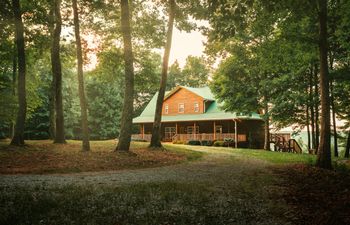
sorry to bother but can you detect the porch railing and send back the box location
[131,134,152,142]
[172,133,246,142]
[131,133,247,142]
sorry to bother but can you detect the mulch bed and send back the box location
[0,141,186,174]
[273,164,350,225]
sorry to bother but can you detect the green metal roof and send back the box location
[133,86,262,123]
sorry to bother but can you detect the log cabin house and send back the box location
[132,86,265,148]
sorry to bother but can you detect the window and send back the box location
[164,127,176,140]
[194,102,199,112]
[164,104,169,114]
[187,126,199,134]
[215,125,223,134]
[178,103,184,113]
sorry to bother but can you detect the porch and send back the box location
[133,119,264,149]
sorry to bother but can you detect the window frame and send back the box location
[178,103,185,113]
[164,104,169,114]
[194,102,199,112]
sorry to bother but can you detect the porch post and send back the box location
[175,123,178,134]
[213,121,216,140]
[194,122,196,140]
[142,124,145,140]
[234,119,238,148]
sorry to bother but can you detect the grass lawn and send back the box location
[0,140,203,174]
[0,140,349,225]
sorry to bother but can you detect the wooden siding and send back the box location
[135,119,264,149]
[162,88,204,115]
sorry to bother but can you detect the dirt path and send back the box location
[0,144,270,188]
[0,144,290,225]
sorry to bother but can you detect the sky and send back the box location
[168,27,207,67]
[82,27,207,70]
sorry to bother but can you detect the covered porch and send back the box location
[133,119,264,148]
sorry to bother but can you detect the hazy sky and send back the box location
[169,27,207,67]
[82,22,208,70]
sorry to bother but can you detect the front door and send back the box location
[164,127,176,141]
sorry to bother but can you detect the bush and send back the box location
[200,140,214,146]
[187,140,201,145]
[213,141,225,147]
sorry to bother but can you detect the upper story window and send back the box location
[194,102,199,112]
[164,104,169,114]
[178,103,184,113]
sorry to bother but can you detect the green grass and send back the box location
[231,148,317,164]
[163,144,205,161]
[175,144,317,165]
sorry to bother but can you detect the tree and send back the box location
[72,0,90,151]
[51,0,65,144]
[149,0,176,148]
[182,56,210,87]
[166,60,182,90]
[10,0,27,146]
[116,0,135,151]
[316,0,332,169]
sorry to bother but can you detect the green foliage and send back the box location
[167,56,210,90]
[187,140,201,145]
[213,141,225,147]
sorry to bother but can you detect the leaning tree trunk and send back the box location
[149,0,176,148]
[51,0,66,143]
[316,0,332,169]
[10,0,26,146]
[263,100,270,151]
[345,130,350,158]
[72,0,90,151]
[116,0,135,151]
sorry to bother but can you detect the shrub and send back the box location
[187,140,201,145]
[200,140,214,146]
[213,141,225,147]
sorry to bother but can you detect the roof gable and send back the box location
[134,86,262,123]
[164,86,215,101]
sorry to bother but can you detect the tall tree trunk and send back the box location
[314,65,320,153]
[345,130,350,158]
[10,0,26,146]
[329,63,338,158]
[149,0,176,148]
[51,0,65,143]
[10,43,17,138]
[49,78,56,139]
[48,6,56,140]
[72,0,90,151]
[310,68,315,150]
[306,104,311,151]
[263,99,270,151]
[116,0,135,151]
[316,0,332,169]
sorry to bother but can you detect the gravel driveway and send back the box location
[0,144,270,188]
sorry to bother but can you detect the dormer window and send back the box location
[164,104,169,114]
[194,102,199,112]
[178,103,184,113]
